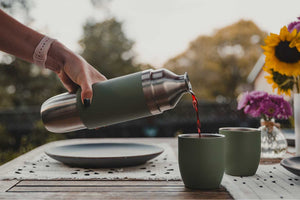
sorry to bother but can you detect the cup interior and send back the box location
[178,133,225,138]
[219,127,259,132]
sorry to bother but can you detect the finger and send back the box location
[57,71,78,93]
[80,81,93,107]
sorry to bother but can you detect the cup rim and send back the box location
[178,133,225,139]
[219,127,260,132]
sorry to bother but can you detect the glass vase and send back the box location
[260,119,287,158]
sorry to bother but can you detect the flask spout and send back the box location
[184,72,192,92]
[142,69,191,114]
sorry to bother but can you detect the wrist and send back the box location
[45,40,72,73]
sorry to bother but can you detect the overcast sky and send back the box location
[28,0,300,67]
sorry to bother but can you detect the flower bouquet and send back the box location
[238,91,292,158]
[262,17,300,156]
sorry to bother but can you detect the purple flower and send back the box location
[288,17,300,32]
[247,103,263,117]
[260,99,279,118]
[237,91,249,110]
[249,91,268,103]
[269,94,283,102]
[237,91,292,120]
[249,91,268,98]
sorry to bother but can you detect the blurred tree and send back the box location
[0,0,33,23]
[79,18,141,78]
[0,59,65,107]
[90,0,111,8]
[0,59,65,155]
[164,20,267,102]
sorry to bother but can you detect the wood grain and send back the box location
[0,180,19,192]
[17,180,184,186]
[0,192,232,200]
[6,180,232,199]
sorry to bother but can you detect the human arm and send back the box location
[0,9,106,104]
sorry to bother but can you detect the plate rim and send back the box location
[45,142,164,160]
[280,156,300,174]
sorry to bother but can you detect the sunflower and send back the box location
[262,26,300,76]
[264,67,294,96]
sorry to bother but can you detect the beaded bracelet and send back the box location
[33,36,56,68]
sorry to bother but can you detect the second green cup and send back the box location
[219,127,261,176]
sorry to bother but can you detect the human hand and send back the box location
[47,41,107,105]
[59,55,107,106]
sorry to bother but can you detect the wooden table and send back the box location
[0,138,232,200]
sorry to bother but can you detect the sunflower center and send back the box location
[275,41,300,63]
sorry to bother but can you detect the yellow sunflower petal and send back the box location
[296,43,300,52]
[289,38,298,48]
[263,66,273,73]
[287,28,297,41]
[265,35,280,46]
[279,26,289,41]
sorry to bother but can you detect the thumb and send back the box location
[81,82,93,107]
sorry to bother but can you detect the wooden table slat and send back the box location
[0,180,19,192]
[9,186,197,192]
[11,180,228,193]
[18,180,184,186]
[0,192,232,200]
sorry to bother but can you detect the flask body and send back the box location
[77,71,151,129]
[41,68,191,133]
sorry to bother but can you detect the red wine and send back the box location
[190,91,201,137]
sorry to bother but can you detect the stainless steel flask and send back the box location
[41,68,191,133]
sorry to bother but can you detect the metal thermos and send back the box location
[41,68,191,133]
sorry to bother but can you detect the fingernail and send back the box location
[84,98,90,107]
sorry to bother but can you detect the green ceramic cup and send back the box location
[219,127,261,176]
[178,133,225,189]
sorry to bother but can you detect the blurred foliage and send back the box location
[80,18,142,78]
[0,0,31,11]
[0,0,33,23]
[90,0,112,8]
[164,20,267,102]
[20,120,66,149]
[0,120,65,165]
[0,59,65,107]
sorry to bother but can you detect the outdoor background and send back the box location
[0,0,298,165]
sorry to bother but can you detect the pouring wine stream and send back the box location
[190,90,201,137]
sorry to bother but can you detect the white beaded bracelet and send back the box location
[33,36,56,68]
